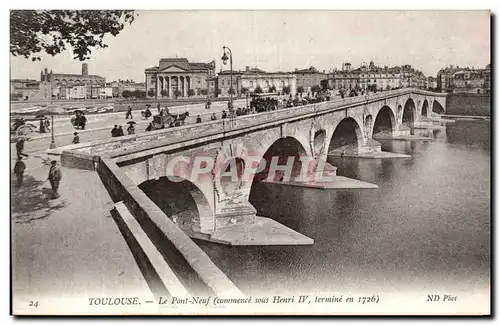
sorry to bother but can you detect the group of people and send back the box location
[39,117,51,133]
[195,106,252,123]
[111,124,135,137]
[251,97,280,112]
[14,157,62,199]
[72,111,87,130]
[14,137,62,199]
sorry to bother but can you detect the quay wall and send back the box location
[446,93,491,116]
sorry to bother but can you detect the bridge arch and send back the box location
[432,100,445,114]
[402,98,417,133]
[138,176,214,233]
[421,99,429,117]
[253,136,308,183]
[313,129,326,157]
[327,117,364,154]
[372,105,396,137]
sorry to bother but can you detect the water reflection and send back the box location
[446,120,490,151]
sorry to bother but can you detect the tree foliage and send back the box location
[297,86,305,94]
[187,89,195,97]
[320,79,329,90]
[311,85,321,95]
[133,89,145,98]
[122,90,131,98]
[254,85,263,94]
[268,85,277,93]
[147,89,155,97]
[200,89,209,96]
[10,10,137,61]
[367,84,378,93]
[282,85,291,95]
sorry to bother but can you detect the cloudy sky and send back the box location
[10,10,491,82]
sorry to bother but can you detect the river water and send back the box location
[195,119,490,297]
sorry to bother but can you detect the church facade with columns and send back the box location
[144,58,216,98]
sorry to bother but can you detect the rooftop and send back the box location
[11,79,38,83]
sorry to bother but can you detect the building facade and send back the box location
[144,58,216,98]
[40,63,106,99]
[437,64,491,94]
[215,66,297,97]
[108,80,147,98]
[65,84,87,100]
[239,67,296,95]
[217,70,242,96]
[328,61,427,92]
[292,66,327,93]
[10,79,40,100]
[427,76,438,90]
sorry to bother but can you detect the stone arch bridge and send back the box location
[62,88,446,245]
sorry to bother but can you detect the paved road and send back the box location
[10,98,250,314]
[11,151,154,314]
[13,99,246,155]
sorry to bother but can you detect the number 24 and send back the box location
[29,301,38,308]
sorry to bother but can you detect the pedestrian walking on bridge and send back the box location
[39,119,46,133]
[111,125,119,137]
[14,156,26,188]
[125,105,133,119]
[48,160,62,199]
[16,137,28,158]
[72,132,80,144]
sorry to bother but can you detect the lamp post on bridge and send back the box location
[221,46,234,110]
[49,115,57,149]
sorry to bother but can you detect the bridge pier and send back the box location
[183,201,314,246]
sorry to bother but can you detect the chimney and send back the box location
[295,68,298,72]
[82,63,88,77]
[246,66,250,72]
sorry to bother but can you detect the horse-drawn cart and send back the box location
[149,111,190,130]
[10,118,37,141]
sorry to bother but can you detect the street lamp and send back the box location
[221,46,233,110]
[49,115,57,149]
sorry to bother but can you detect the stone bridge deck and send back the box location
[60,88,447,246]
[63,88,446,163]
[56,88,447,299]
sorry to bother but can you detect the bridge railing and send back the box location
[71,88,438,157]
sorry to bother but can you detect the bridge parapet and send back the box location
[65,88,445,160]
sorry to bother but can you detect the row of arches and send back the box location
[137,96,445,232]
[421,99,445,116]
